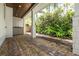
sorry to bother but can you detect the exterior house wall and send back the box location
[0,4,6,46]
[13,17,24,27]
[13,17,24,35]
[5,6,13,38]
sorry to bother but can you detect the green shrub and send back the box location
[36,6,74,39]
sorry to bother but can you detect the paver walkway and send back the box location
[0,34,77,56]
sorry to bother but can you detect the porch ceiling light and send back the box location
[19,5,21,8]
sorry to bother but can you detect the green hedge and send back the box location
[36,7,74,39]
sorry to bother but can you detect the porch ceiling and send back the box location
[6,3,35,18]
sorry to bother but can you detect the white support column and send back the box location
[73,3,79,55]
[31,10,36,39]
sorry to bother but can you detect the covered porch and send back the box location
[0,3,79,56]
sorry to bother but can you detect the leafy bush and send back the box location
[36,6,74,39]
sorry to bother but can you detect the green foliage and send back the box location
[36,5,74,39]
